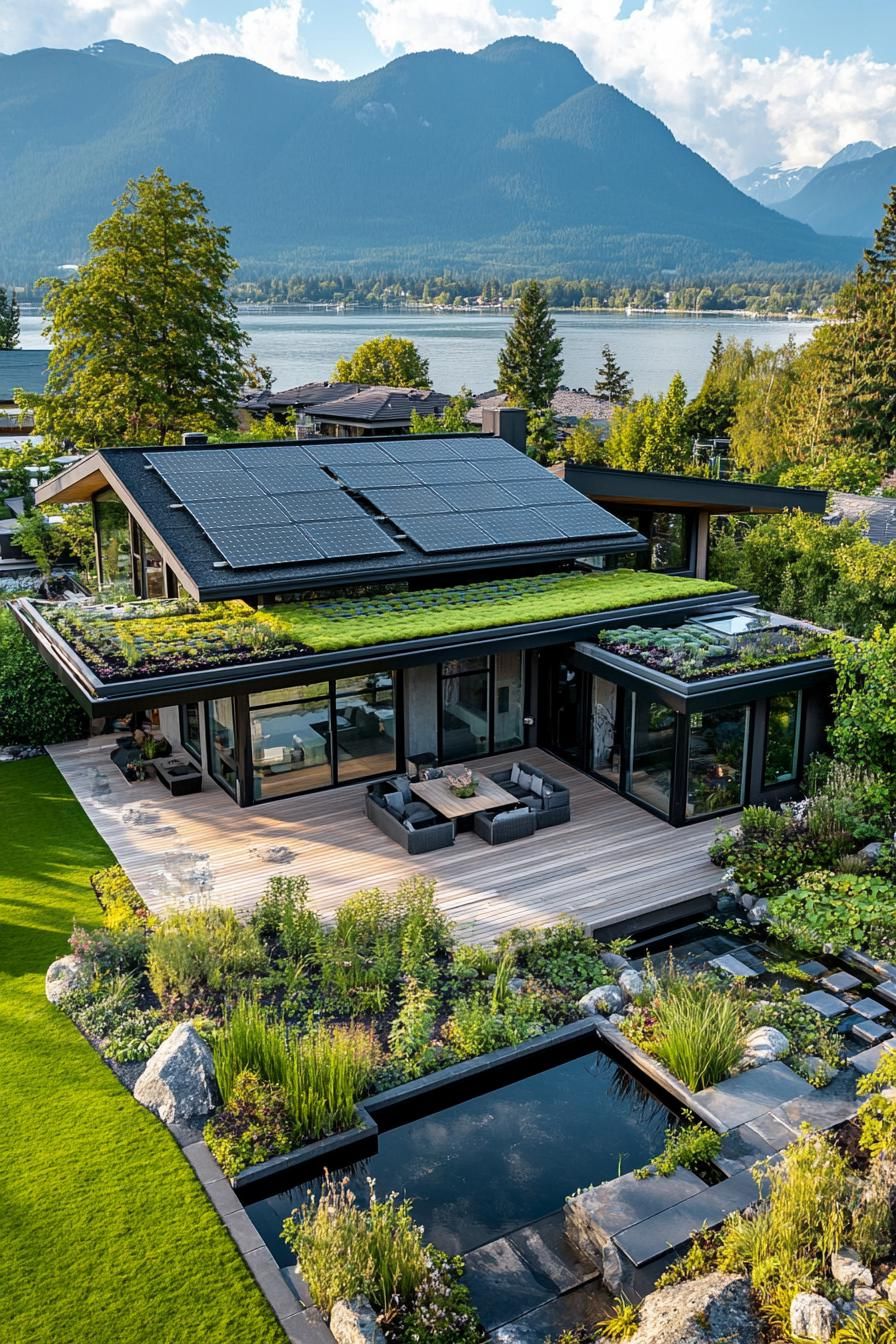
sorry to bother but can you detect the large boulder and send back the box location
[618,969,644,1002]
[831,1248,873,1288]
[627,1273,760,1344]
[45,955,87,1005]
[578,984,624,1016]
[133,1022,218,1124]
[741,1026,789,1066]
[790,1293,838,1342]
[600,952,631,973]
[329,1298,385,1344]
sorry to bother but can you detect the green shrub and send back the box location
[768,870,896,956]
[852,1156,895,1264]
[212,997,289,1105]
[0,605,88,744]
[496,920,610,997]
[447,942,496,991]
[388,980,440,1079]
[650,981,744,1091]
[858,1095,896,1160]
[204,1070,293,1178]
[708,814,811,900]
[442,991,545,1061]
[104,1009,172,1063]
[250,875,322,963]
[282,1024,381,1142]
[833,1302,896,1344]
[858,1053,896,1097]
[598,1297,640,1339]
[281,1174,428,1320]
[60,972,140,1037]
[635,1114,722,1178]
[68,923,147,976]
[147,906,267,1008]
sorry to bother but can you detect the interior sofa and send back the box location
[487,761,571,829]
[365,776,455,854]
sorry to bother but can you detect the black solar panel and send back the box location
[359,486,452,517]
[383,438,463,462]
[409,460,488,486]
[534,504,620,538]
[434,482,519,512]
[245,464,341,493]
[209,526,323,568]
[301,519,402,558]
[471,438,525,459]
[332,462,420,489]
[503,478,576,505]
[475,510,566,544]
[476,455,546,481]
[393,514,495,552]
[185,496,291,530]
[153,466,264,501]
[145,449,236,473]
[279,491,370,523]
[306,443,393,466]
[229,446,316,470]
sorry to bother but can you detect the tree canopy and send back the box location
[602,372,691,474]
[332,335,431,388]
[496,281,563,409]
[409,387,474,435]
[18,168,247,448]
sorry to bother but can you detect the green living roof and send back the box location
[39,569,735,681]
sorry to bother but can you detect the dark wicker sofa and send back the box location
[365,777,455,854]
[487,761,571,829]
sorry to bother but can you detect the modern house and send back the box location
[16,416,835,828]
[240,381,454,437]
[0,348,49,438]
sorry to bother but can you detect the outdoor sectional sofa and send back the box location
[486,761,572,828]
[365,777,456,854]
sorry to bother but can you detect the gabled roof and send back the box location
[37,434,643,601]
[828,491,896,546]
[0,349,49,402]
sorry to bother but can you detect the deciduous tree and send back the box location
[332,335,430,388]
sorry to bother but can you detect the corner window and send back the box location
[764,692,801,787]
[179,703,201,760]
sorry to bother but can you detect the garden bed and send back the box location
[594,611,830,681]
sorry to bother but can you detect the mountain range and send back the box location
[777,146,896,238]
[0,36,867,281]
[734,142,883,209]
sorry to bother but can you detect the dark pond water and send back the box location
[245,1045,671,1265]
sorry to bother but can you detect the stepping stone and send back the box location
[696,1062,814,1128]
[800,990,849,1018]
[508,1212,599,1294]
[798,960,828,978]
[875,981,896,1008]
[853,997,889,1020]
[821,971,862,993]
[837,1013,866,1035]
[463,1237,554,1332]
[851,1042,896,1075]
[851,1019,893,1046]
[710,953,759,978]
[614,1171,764,1268]
[779,1073,860,1130]
[567,1167,706,1240]
[740,1111,798,1153]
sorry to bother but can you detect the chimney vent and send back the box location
[181,432,208,447]
[481,405,527,453]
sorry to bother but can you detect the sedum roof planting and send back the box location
[38,570,735,682]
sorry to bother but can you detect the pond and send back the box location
[244,1041,672,1266]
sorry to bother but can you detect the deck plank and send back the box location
[48,739,731,942]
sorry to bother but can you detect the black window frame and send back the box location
[437,653,525,763]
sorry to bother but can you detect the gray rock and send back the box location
[739,892,756,911]
[746,898,770,926]
[715,893,737,915]
[831,1248,873,1288]
[725,880,742,898]
[45,954,87,1005]
[854,1287,882,1307]
[743,1026,789,1064]
[133,1022,218,1124]
[859,842,883,865]
[599,952,631,973]
[608,1013,627,1027]
[507,977,526,995]
[329,1298,385,1344]
[618,969,644,1002]
[798,1055,839,1084]
[790,1292,838,1341]
[628,1273,760,1344]
[578,983,625,1016]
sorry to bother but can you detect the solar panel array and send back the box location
[143,438,626,569]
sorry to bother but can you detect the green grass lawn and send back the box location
[0,757,285,1344]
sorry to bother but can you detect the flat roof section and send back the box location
[555,464,828,516]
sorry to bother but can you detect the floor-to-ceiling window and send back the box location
[628,692,676,818]
[94,490,133,596]
[686,704,749,817]
[650,512,689,570]
[179,702,201,760]
[591,677,622,785]
[133,525,166,598]
[206,697,238,796]
[493,652,524,753]
[439,654,524,761]
[763,692,801,788]
[334,673,397,782]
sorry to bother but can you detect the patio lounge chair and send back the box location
[365,778,455,854]
[473,807,537,845]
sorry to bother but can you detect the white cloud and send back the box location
[0,0,344,79]
[360,0,896,176]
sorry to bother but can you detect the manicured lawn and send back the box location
[0,757,285,1344]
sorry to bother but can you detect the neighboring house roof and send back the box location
[36,433,642,602]
[304,386,453,426]
[468,387,613,425]
[0,349,50,402]
[827,491,896,546]
[238,382,365,413]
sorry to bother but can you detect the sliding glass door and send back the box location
[438,654,524,762]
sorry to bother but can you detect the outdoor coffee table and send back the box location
[153,754,203,797]
[410,772,520,829]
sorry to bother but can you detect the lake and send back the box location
[19,308,817,400]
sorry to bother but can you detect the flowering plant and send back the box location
[446,768,478,798]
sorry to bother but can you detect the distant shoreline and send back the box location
[233,303,820,322]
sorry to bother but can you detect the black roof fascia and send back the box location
[560,464,828,516]
[12,589,750,717]
[572,640,835,713]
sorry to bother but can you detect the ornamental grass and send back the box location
[651,979,745,1092]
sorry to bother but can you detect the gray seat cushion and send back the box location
[405,801,437,823]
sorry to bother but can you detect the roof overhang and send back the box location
[12,588,750,717]
[556,464,828,516]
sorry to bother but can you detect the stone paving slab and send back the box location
[615,1169,768,1268]
[695,1062,814,1128]
[821,971,862,993]
[280,1307,335,1344]
[838,1013,866,1035]
[491,1282,610,1343]
[778,1074,861,1130]
[739,1111,798,1152]
[798,960,829,978]
[568,1167,707,1240]
[850,1042,896,1074]
[710,953,760,978]
[853,997,889,1020]
[508,1212,599,1294]
[875,981,896,1008]
[801,990,849,1018]
[463,1236,556,1332]
[852,1020,894,1045]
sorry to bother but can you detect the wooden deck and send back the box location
[48,739,729,944]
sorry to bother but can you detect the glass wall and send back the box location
[134,526,166,598]
[591,676,621,783]
[493,652,524,753]
[686,705,749,817]
[179,702,201,760]
[94,489,133,595]
[206,697,238,796]
[764,692,801,787]
[334,673,397,782]
[628,692,676,817]
[440,658,490,760]
[650,512,688,570]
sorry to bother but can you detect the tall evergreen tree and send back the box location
[593,344,633,405]
[846,187,896,466]
[17,167,247,448]
[496,280,563,409]
[708,330,724,372]
[0,287,19,349]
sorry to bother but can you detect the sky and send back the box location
[2,0,895,178]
